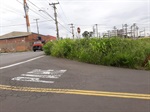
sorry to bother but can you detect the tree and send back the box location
[82,31,89,38]
[82,31,93,38]
[89,31,93,37]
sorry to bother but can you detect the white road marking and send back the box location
[12,77,54,83]
[11,69,67,84]
[21,74,60,78]
[60,70,67,72]
[0,55,45,70]
[27,69,66,75]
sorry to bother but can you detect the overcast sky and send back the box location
[0,0,150,38]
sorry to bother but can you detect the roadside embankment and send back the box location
[43,37,150,70]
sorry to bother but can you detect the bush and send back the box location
[43,37,150,69]
[43,41,54,55]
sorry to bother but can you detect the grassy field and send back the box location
[43,37,150,70]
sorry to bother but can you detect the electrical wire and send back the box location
[17,0,72,34]
[56,0,70,23]
[16,0,51,20]
[1,2,24,16]
[0,8,23,16]
[0,19,53,27]
[28,0,54,19]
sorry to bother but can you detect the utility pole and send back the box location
[107,30,110,37]
[95,24,98,37]
[93,26,95,37]
[144,28,146,37]
[136,26,139,38]
[133,23,136,38]
[34,19,39,34]
[131,25,133,38]
[113,26,117,36]
[23,0,31,32]
[49,2,59,39]
[122,24,124,38]
[69,23,75,39]
[124,24,128,38]
[122,24,128,38]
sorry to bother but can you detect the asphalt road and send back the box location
[0,52,150,112]
[0,51,44,67]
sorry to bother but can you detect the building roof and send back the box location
[0,31,32,40]
[0,31,57,40]
[47,35,57,40]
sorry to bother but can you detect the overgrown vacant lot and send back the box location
[43,37,150,70]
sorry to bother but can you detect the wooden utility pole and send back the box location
[34,19,39,34]
[49,2,59,39]
[69,23,75,39]
[23,0,30,32]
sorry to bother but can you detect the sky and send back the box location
[0,0,150,38]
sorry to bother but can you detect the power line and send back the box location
[17,0,71,35]
[27,0,51,18]
[0,19,53,27]
[56,0,70,24]
[59,23,72,34]
[28,3,50,19]
[16,0,52,21]
[1,2,24,16]
[27,0,40,9]
[1,7,23,16]
[27,1,71,35]
[29,0,71,35]
[48,2,71,34]
[55,0,71,34]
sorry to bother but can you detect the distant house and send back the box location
[0,31,56,52]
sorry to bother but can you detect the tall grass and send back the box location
[43,37,150,70]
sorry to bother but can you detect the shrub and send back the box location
[43,41,54,55]
[43,37,150,70]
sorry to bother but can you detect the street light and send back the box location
[39,10,55,21]
[39,9,59,39]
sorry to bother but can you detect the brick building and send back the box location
[0,31,56,52]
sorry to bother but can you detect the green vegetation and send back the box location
[43,37,150,70]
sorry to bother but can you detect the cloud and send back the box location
[0,0,149,37]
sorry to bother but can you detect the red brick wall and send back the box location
[0,33,56,52]
[0,37,26,44]
[0,42,31,52]
[27,34,56,43]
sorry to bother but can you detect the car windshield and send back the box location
[34,41,42,44]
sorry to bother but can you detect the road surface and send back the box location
[0,52,150,112]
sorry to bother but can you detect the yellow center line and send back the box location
[0,84,150,100]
